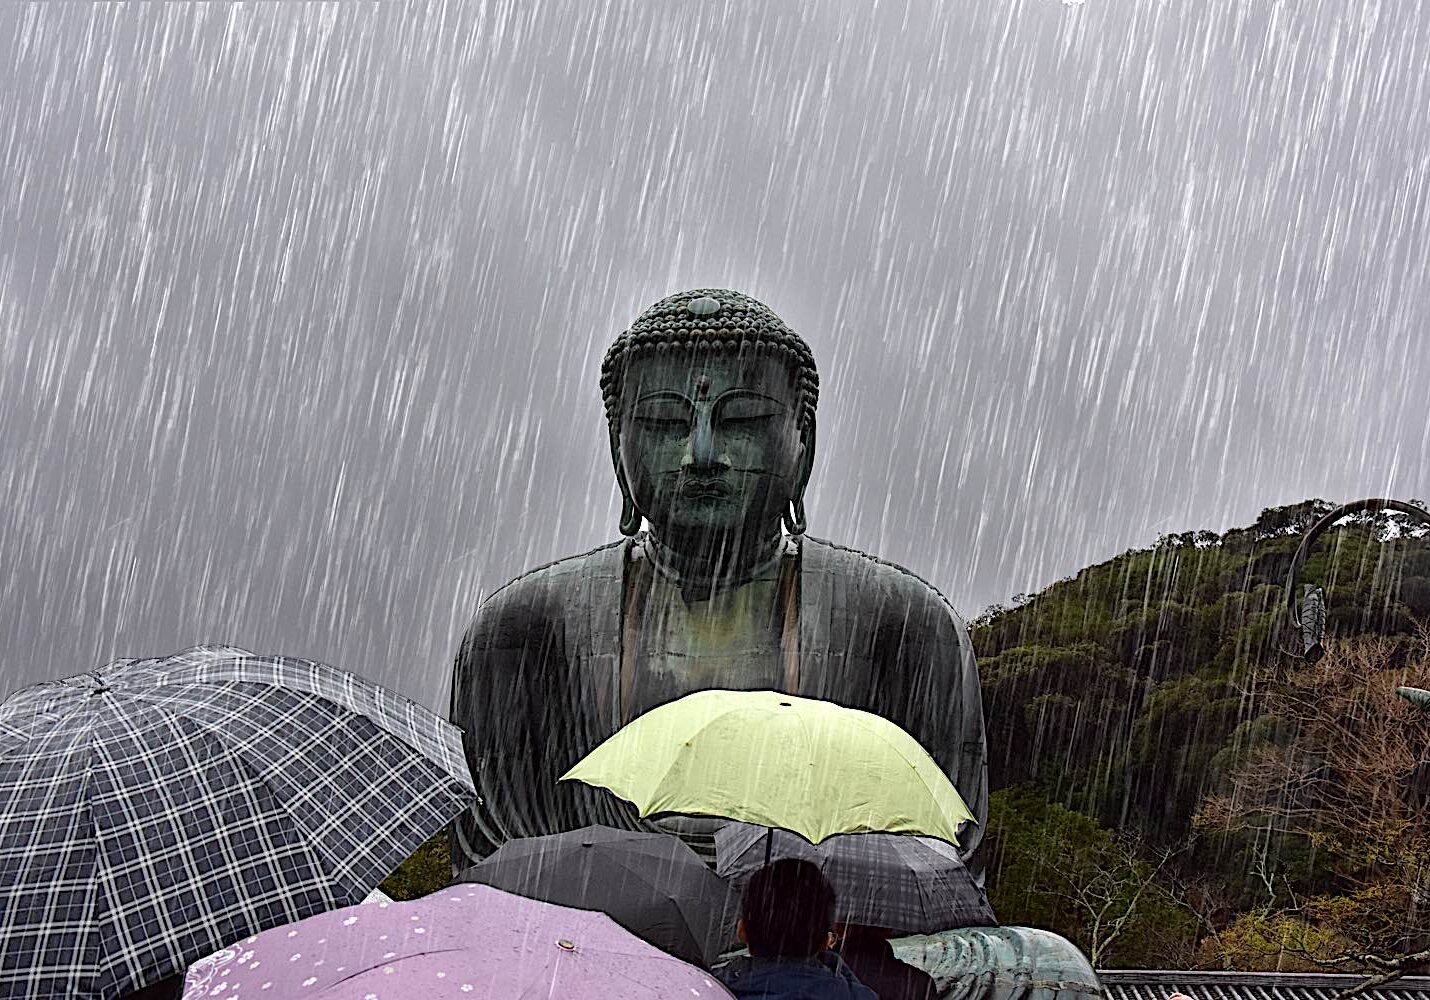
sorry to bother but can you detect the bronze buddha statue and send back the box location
[449,289,1098,999]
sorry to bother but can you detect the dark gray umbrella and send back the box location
[0,645,476,1000]
[459,824,738,967]
[715,823,997,935]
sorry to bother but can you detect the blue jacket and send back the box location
[718,952,880,1000]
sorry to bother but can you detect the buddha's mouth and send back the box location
[678,478,733,500]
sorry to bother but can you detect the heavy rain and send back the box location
[1,2,1428,996]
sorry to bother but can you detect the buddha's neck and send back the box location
[642,527,788,600]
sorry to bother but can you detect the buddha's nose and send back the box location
[684,411,725,470]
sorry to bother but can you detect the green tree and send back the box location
[986,788,1198,967]
[380,830,452,900]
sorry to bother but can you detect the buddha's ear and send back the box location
[610,428,641,536]
[795,415,817,496]
[784,416,816,536]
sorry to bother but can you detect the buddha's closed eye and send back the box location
[718,395,786,423]
[633,396,692,427]
[635,415,689,430]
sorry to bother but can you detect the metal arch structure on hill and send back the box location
[1281,498,1430,662]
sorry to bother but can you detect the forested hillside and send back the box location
[978,499,1430,970]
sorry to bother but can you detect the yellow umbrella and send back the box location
[560,689,974,846]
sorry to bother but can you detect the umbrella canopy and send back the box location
[459,824,738,967]
[561,689,975,846]
[715,823,997,935]
[180,883,736,1000]
[0,645,476,1000]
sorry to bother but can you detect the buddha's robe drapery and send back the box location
[448,534,989,871]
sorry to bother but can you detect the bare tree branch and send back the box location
[1197,634,1430,984]
[1337,946,1430,999]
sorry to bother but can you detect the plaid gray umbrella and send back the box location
[715,823,997,935]
[0,645,476,1000]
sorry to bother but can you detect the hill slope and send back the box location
[977,499,1430,966]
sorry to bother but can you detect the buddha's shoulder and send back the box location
[802,536,969,628]
[475,539,628,619]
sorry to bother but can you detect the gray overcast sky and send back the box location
[2,2,1427,709]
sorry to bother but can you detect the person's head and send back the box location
[736,858,837,959]
[601,289,819,550]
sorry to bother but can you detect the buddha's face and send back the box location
[617,350,807,544]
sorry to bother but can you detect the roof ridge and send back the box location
[1100,970,1430,992]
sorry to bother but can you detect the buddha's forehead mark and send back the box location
[694,375,713,400]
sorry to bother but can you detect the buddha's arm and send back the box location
[448,585,570,867]
[946,614,990,864]
[887,589,990,865]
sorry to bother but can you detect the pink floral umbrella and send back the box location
[182,883,734,1000]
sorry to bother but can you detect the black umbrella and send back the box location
[459,824,737,967]
[715,822,997,935]
[0,645,476,1000]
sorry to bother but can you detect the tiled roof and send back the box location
[1099,970,1430,1000]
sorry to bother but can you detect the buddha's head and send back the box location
[601,289,819,553]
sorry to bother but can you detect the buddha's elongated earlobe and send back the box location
[619,494,641,536]
[782,416,815,536]
[783,498,807,536]
[611,432,642,536]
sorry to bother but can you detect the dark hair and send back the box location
[600,288,820,435]
[741,858,837,959]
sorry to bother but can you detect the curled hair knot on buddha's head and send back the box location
[599,288,820,437]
